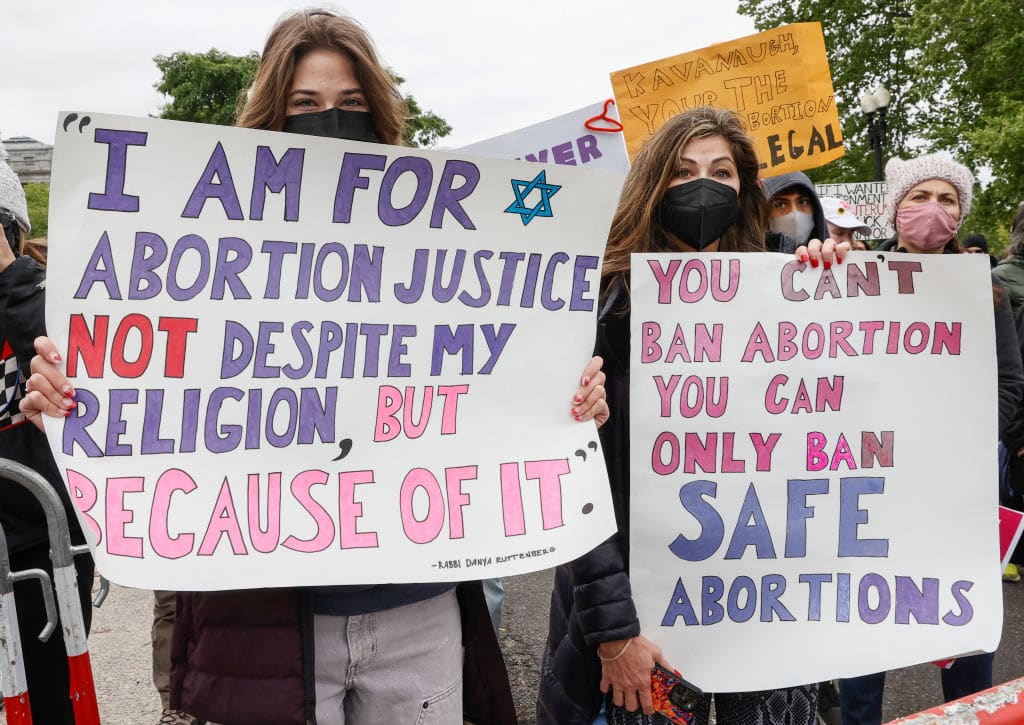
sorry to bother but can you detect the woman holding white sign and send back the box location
[22,8,608,725]
[538,106,845,725]
[838,154,1024,725]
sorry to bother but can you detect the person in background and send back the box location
[994,203,1024,583]
[0,148,95,724]
[152,589,195,724]
[963,232,998,268]
[840,153,1024,725]
[821,196,872,251]
[760,170,829,253]
[993,204,1024,317]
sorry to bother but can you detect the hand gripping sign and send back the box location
[44,112,621,590]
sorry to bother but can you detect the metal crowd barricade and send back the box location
[0,518,58,725]
[886,677,1024,723]
[0,458,100,725]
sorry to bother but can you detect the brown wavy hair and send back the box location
[236,8,406,144]
[1007,202,1024,257]
[601,107,767,302]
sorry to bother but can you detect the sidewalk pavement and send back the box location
[4,570,1024,724]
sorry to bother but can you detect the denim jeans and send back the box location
[840,654,994,725]
[482,577,504,635]
[313,589,463,725]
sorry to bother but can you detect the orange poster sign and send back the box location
[610,23,844,176]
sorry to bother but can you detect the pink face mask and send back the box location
[896,201,958,252]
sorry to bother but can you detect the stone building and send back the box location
[2,136,53,185]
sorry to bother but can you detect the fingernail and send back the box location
[64,398,74,409]
[799,254,808,263]
[838,255,844,264]
[62,385,75,397]
[824,260,832,270]
[572,408,579,416]
[810,258,819,268]
[582,376,590,386]
[50,353,62,363]
[573,395,582,404]
[64,410,71,417]
[573,414,581,421]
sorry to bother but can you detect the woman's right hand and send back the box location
[598,634,671,715]
[20,336,75,431]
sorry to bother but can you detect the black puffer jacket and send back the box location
[538,283,638,724]
[0,256,85,554]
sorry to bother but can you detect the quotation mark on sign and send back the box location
[573,441,599,515]
[574,440,599,461]
[62,113,92,133]
[332,438,353,461]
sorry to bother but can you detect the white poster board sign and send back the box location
[459,101,629,173]
[44,112,621,590]
[629,252,1000,691]
[815,181,892,240]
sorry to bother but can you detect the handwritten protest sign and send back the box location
[629,252,1000,691]
[459,101,629,173]
[1000,506,1024,570]
[44,112,621,590]
[816,181,893,240]
[611,23,844,176]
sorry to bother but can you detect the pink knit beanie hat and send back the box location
[884,153,974,228]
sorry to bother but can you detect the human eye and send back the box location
[712,167,732,179]
[341,96,365,108]
[676,168,693,179]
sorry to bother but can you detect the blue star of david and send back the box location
[504,170,561,226]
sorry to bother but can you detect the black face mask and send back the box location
[282,107,380,143]
[658,178,739,250]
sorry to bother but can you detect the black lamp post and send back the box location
[860,85,892,181]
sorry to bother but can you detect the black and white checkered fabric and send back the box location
[0,342,26,430]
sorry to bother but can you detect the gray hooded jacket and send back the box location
[760,170,829,248]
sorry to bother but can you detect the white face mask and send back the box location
[770,210,815,245]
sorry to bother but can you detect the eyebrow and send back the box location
[679,156,735,165]
[288,87,363,98]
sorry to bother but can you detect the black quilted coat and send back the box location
[538,284,640,724]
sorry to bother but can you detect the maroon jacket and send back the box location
[170,582,517,725]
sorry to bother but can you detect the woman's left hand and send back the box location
[795,237,851,268]
[573,355,608,428]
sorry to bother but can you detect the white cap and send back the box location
[821,196,869,236]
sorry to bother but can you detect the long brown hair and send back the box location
[1007,202,1024,257]
[601,107,767,302]
[236,8,406,144]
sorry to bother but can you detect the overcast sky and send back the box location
[6,0,755,149]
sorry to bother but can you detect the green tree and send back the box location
[153,51,452,148]
[394,73,452,148]
[736,0,1024,246]
[155,49,259,126]
[23,183,49,239]
[903,0,1024,239]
